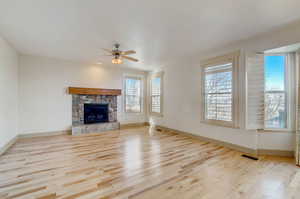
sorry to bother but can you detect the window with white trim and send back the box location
[201,52,239,127]
[124,76,142,113]
[150,73,163,115]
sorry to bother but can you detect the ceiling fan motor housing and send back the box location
[114,43,120,49]
[113,43,121,58]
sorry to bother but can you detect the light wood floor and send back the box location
[0,127,300,199]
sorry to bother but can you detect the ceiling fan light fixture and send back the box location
[112,58,122,64]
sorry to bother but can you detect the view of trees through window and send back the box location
[264,55,287,129]
[204,63,232,122]
[125,77,141,113]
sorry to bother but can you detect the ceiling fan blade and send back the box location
[99,54,113,56]
[102,48,113,54]
[121,50,136,55]
[121,55,139,62]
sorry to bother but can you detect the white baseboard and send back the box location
[18,130,71,138]
[4,126,292,158]
[155,125,294,158]
[120,122,150,129]
[0,135,19,156]
[258,149,294,157]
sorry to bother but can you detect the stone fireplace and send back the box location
[69,87,121,135]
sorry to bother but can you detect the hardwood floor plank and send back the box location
[0,127,299,199]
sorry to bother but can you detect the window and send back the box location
[150,72,163,115]
[264,55,287,129]
[124,76,142,113]
[246,52,295,131]
[204,63,233,122]
[201,51,239,127]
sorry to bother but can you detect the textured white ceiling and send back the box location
[1,0,300,70]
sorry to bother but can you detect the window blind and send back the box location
[125,77,141,112]
[204,63,232,122]
[246,53,265,130]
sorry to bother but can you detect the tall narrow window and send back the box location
[204,63,233,123]
[264,55,287,129]
[150,73,163,115]
[125,77,142,113]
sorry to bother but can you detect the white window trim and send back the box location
[123,74,144,114]
[201,51,240,128]
[149,71,164,117]
[263,53,295,131]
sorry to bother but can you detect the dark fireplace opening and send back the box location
[84,103,109,124]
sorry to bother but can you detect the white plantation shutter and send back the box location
[151,77,161,113]
[246,53,265,130]
[296,52,300,165]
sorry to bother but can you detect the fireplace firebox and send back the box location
[84,103,109,124]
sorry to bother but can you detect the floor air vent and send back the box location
[242,154,258,160]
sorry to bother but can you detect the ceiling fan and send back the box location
[102,43,138,64]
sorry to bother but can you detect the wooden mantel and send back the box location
[68,87,122,96]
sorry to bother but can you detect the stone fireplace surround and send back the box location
[69,87,121,135]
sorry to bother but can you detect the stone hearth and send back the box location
[72,122,120,136]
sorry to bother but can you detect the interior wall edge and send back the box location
[0,34,19,150]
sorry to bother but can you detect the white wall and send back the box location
[151,21,300,151]
[19,55,148,135]
[0,36,19,149]
[150,60,257,150]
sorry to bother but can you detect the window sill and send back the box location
[258,129,295,133]
[150,112,163,117]
[200,120,239,129]
[125,111,144,114]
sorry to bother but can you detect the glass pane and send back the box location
[126,78,141,96]
[265,91,286,128]
[265,56,285,91]
[264,55,287,129]
[205,68,232,122]
[151,77,161,95]
[125,78,141,112]
[125,95,141,112]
